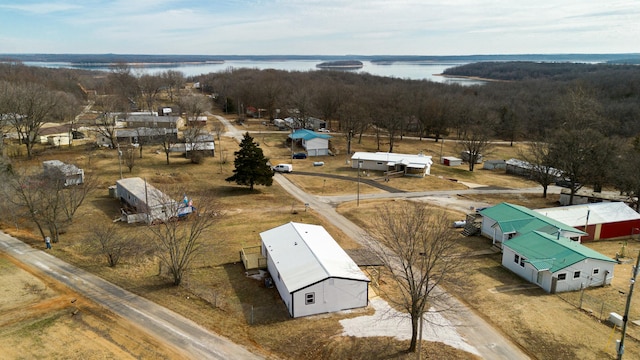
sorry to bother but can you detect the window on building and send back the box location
[557,273,567,281]
[574,271,581,279]
[305,292,315,305]
[520,257,526,267]
[514,254,520,264]
[593,268,600,275]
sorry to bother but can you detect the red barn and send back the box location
[535,202,640,242]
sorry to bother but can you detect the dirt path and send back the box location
[0,232,262,360]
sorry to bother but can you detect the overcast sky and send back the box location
[1,0,638,55]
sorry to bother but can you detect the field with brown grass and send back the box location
[1,114,639,359]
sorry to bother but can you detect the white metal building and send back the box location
[260,222,370,318]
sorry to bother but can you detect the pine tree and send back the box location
[225,132,273,190]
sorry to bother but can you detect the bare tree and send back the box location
[146,192,220,286]
[458,124,493,171]
[4,83,63,159]
[93,95,125,149]
[368,201,460,354]
[161,70,185,103]
[87,223,147,267]
[138,74,164,112]
[519,140,559,198]
[124,145,135,172]
[179,93,211,121]
[4,167,93,243]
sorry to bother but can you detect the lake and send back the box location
[24,59,485,85]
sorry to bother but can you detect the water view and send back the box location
[24,59,483,85]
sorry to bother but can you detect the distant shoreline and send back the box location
[433,73,507,83]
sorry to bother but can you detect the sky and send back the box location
[0,0,639,56]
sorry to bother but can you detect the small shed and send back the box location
[441,156,462,166]
[502,231,616,293]
[535,202,640,242]
[289,129,331,156]
[351,152,433,177]
[260,222,370,318]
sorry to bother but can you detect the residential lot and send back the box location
[1,115,639,359]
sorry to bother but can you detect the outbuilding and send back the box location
[260,222,370,318]
[535,202,640,242]
[351,152,433,177]
[441,156,462,166]
[502,231,616,293]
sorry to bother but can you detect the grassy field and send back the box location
[1,113,639,359]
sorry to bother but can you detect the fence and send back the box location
[556,287,640,343]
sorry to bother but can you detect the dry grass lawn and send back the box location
[2,114,638,359]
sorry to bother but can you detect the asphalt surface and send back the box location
[0,232,262,360]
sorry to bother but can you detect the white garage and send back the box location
[260,222,370,318]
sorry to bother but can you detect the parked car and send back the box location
[272,164,293,173]
[555,178,580,189]
[292,152,307,159]
[318,128,330,133]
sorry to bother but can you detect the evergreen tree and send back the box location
[225,132,273,190]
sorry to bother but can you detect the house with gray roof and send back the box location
[350,152,433,177]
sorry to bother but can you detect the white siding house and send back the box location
[260,222,370,318]
[479,202,587,246]
[350,152,433,177]
[289,129,331,156]
[502,231,616,293]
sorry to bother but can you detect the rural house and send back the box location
[260,222,370,318]
[502,231,616,293]
[535,202,640,242]
[479,202,587,246]
[43,160,84,186]
[115,177,181,224]
[118,114,185,129]
[288,129,331,156]
[351,152,433,177]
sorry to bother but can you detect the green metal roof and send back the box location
[481,202,587,236]
[288,129,332,140]
[504,231,616,272]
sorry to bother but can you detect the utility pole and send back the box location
[617,249,640,359]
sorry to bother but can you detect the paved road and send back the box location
[215,114,532,359]
[0,232,262,360]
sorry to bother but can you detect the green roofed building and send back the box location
[502,231,616,293]
[479,202,587,246]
